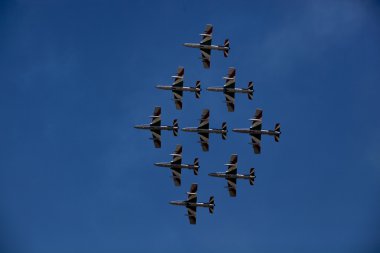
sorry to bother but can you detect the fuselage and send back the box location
[154,162,198,169]
[134,124,176,131]
[182,127,226,134]
[169,200,213,208]
[232,128,280,136]
[184,43,228,51]
[156,85,201,93]
[206,87,251,93]
[208,172,255,180]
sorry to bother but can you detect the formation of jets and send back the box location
[134,24,281,224]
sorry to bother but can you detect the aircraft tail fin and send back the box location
[195,80,201,99]
[173,119,179,136]
[274,123,281,142]
[222,122,227,140]
[223,39,230,57]
[247,81,254,100]
[249,168,255,185]
[193,158,199,175]
[208,196,215,214]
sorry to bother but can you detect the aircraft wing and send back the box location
[186,184,197,224]
[227,177,237,197]
[173,90,183,110]
[198,109,210,129]
[250,109,263,131]
[224,67,236,89]
[171,168,181,186]
[151,129,161,148]
[199,132,209,152]
[172,66,184,87]
[200,24,213,69]
[187,183,198,202]
[224,91,235,112]
[187,206,197,224]
[171,144,182,165]
[251,135,261,154]
[150,106,161,126]
[200,48,211,69]
[226,154,238,174]
[200,24,213,45]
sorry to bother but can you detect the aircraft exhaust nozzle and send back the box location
[222,122,228,140]
[195,81,201,99]
[193,158,199,175]
[249,168,255,185]
[248,81,254,100]
[208,196,215,214]
[274,123,281,142]
[173,119,179,136]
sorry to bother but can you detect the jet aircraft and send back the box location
[184,24,230,69]
[207,67,254,112]
[232,108,281,154]
[182,109,227,151]
[156,66,201,110]
[134,106,178,148]
[169,183,214,224]
[154,145,199,186]
[208,154,256,197]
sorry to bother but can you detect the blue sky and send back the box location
[1,0,380,252]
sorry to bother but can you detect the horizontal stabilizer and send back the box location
[195,81,201,99]
[173,119,179,136]
[208,196,215,214]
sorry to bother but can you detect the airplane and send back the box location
[182,109,227,151]
[184,24,230,69]
[156,66,201,110]
[154,145,199,187]
[232,108,281,154]
[169,183,215,224]
[208,154,256,197]
[134,106,178,148]
[206,67,254,112]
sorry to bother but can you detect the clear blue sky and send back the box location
[1,1,380,253]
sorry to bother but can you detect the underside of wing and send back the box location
[172,66,184,87]
[201,48,211,69]
[224,67,236,89]
[227,178,237,197]
[171,145,182,164]
[151,129,161,148]
[250,109,263,131]
[173,90,183,110]
[224,91,235,112]
[226,154,238,174]
[251,134,262,154]
[200,24,213,45]
[198,109,210,129]
[187,206,197,224]
[199,132,209,152]
[171,168,181,186]
[150,107,161,126]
